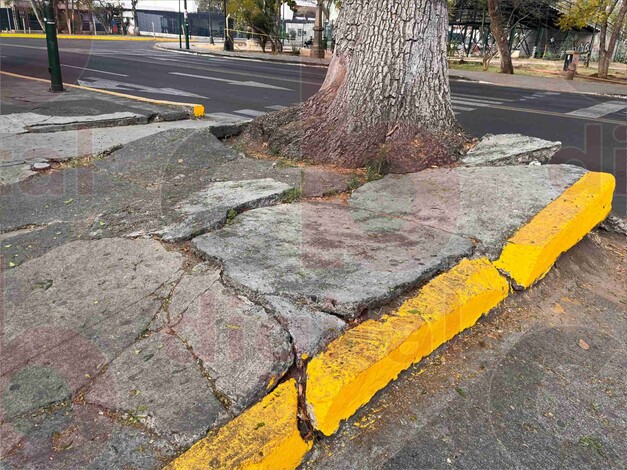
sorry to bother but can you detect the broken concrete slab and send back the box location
[85,331,227,448]
[1,403,173,469]
[192,202,474,318]
[462,133,561,166]
[158,178,293,242]
[349,165,587,258]
[170,269,294,413]
[265,296,347,358]
[1,238,183,419]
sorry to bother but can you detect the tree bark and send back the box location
[599,0,627,79]
[244,0,464,172]
[487,0,514,74]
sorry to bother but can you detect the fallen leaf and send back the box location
[578,339,590,350]
[8,261,15,268]
[64,198,73,204]
[34,279,53,291]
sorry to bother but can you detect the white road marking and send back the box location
[170,71,292,91]
[454,94,511,103]
[452,95,504,105]
[206,112,251,121]
[62,64,128,77]
[451,98,494,108]
[452,104,474,112]
[77,77,208,98]
[567,101,627,118]
[234,109,267,117]
[266,105,288,110]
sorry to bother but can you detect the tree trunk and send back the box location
[29,0,45,30]
[131,0,140,36]
[245,0,465,172]
[599,0,627,79]
[487,0,514,74]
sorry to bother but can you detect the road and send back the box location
[304,230,626,470]
[1,37,625,215]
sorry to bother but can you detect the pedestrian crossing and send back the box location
[451,93,512,114]
[205,93,625,123]
[205,103,297,122]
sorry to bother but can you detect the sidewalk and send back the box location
[156,42,627,96]
[156,42,332,66]
[450,68,627,97]
[0,73,208,185]
[1,118,618,468]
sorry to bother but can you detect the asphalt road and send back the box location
[1,37,625,215]
[304,231,626,470]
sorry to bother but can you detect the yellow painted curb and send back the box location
[0,33,177,41]
[0,71,204,117]
[164,379,311,470]
[494,171,615,288]
[306,258,509,436]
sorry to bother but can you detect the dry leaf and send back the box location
[578,339,590,350]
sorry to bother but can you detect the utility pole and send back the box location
[183,0,190,49]
[310,0,325,58]
[44,0,63,92]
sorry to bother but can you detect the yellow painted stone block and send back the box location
[164,379,311,470]
[495,172,615,288]
[306,258,509,436]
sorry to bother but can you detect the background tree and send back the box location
[244,0,464,172]
[559,0,627,79]
[228,0,296,52]
[130,0,139,35]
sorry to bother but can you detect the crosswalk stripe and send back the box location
[266,105,288,110]
[452,95,504,105]
[567,101,627,118]
[453,94,510,103]
[451,98,493,108]
[206,112,251,121]
[234,109,268,117]
[452,104,474,112]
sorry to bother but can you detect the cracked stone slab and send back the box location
[265,296,347,358]
[158,178,292,242]
[171,270,294,413]
[85,331,227,448]
[462,133,561,166]
[1,238,183,420]
[349,165,587,259]
[1,403,173,469]
[192,202,473,318]
[0,111,148,134]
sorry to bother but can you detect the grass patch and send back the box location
[282,187,302,203]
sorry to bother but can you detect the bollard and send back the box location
[44,0,63,92]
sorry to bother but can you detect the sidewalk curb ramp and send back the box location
[0,71,204,118]
[163,171,614,469]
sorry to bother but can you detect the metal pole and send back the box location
[209,8,214,44]
[183,0,189,49]
[178,0,182,48]
[44,1,63,92]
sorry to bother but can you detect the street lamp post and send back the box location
[183,0,190,49]
[310,0,325,58]
[223,0,233,51]
[44,0,63,92]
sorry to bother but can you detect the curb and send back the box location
[0,71,204,117]
[154,43,331,68]
[164,379,311,469]
[163,170,614,469]
[495,171,615,288]
[0,33,177,41]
